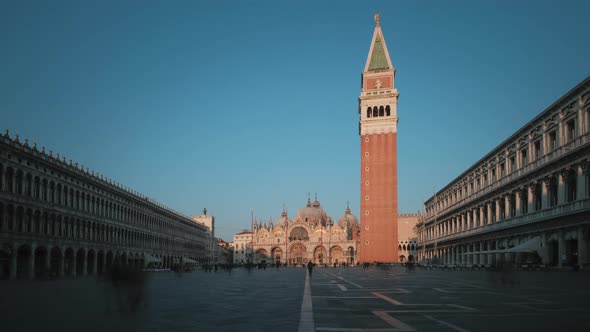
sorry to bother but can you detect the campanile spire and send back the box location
[359,14,399,263]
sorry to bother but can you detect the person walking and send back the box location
[307,261,314,278]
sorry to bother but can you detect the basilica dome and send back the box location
[338,206,359,228]
[274,210,291,227]
[297,196,329,225]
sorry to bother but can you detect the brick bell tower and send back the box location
[359,13,399,263]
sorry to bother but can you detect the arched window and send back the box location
[386,105,391,116]
[373,106,378,117]
[366,107,371,118]
[379,106,384,117]
[289,227,309,241]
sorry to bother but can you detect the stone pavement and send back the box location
[309,266,590,331]
[0,267,306,332]
[1,266,589,331]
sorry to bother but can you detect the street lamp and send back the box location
[250,208,254,265]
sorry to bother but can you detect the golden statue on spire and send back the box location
[374,12,380,25]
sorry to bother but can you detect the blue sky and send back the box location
[1,1,589,241]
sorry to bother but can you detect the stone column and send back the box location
[504,196,510,220]
[9,245,17,280]
[487,203,492,224]
[466,211,471,229]
[528,185,534,212]
[495,240,502,266]
[558,230,566,267]
[92,253,98,276]
[102,250,107,274]
[578,226,587,267]
[44,249,50,274]
[71,253,76,277]
[558,171,566,205]
[59,248,65,277]
[542,179,549,209]
[479,206,484,227]
[540,232,550,265]
[28,244,36,280]
[480,241,485,265]
[577,163,588,200]
[514,190,522,217]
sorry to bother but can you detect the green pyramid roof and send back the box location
[368,36,389,71]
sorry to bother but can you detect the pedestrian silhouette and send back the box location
[307,261,313,278]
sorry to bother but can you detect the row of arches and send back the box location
[427,162,586,216]
[0,202,205,254]
[257,244,356,266]
[423,165,588,241]
[0,162,206,241]
[399,243,417,251]
[0,242,201,280]
[366,105,391,118]
[421,225,590,267]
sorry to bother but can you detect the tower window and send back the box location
[366,107,371,118]
[386,105,391,116]
[379,106,384,117]
[373,106,378,117]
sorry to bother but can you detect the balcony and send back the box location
[424,132,590,223]
[421,197,590,245]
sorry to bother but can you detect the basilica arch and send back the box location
[289,227,309,241]
[313,246,327,265]
[256,248,269,262]
[271,247,283,263]
[289,243,307,266]
[330,245,343,265]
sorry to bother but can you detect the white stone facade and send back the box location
[191,214,215,263]
[398,214,419,262]
[232,231,253,264]
[417,77,590,268]
[0,132,209,279]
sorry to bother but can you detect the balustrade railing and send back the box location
[424,133,590,223]
[421,197,590,245]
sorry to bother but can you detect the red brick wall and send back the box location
[360,132,399,263]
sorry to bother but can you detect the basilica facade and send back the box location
[250,197,359,266]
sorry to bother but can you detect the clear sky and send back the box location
[1,1,589,241]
